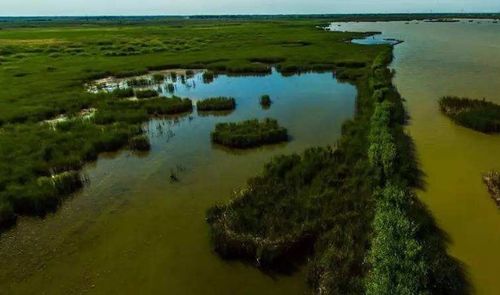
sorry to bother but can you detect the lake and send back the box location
[330,20,500,295]
[0,69,356,294]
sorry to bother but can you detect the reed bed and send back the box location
[439,96,500,133]
[197,97,236,111]
[211,118,288,148]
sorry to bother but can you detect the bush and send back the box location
[197,97,236,111]
[135,89,158,99]
[211,118,288,148]
[439,96,500,133]
[129,134,151,151]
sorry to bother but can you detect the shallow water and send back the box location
[331,20,500,294]
[350,34,400,45]
[0,70,356,294]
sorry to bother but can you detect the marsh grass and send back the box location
[196,97,236,111]
[110,87,134,98]
[129,134,151,151]
[211,118,288,148]
[260,95,272,108]
[439,96,500,133]
[135,89,158,99]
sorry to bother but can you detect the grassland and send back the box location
[0,17,469,294]
[439,96,500,133]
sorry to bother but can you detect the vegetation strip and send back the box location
[207,39,469,294]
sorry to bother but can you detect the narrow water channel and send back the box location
[0,69,356,294]
[331,20,500,295]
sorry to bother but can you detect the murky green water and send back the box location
[0,70,356,294]
[331,20,500,294]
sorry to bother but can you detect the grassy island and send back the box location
[211,119,288,148]
[439,96,500,133]
[196,97,236,111]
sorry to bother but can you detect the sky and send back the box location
[1,0,499,16]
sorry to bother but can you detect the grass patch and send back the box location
[439,96,500,133]
[197,97,236,111]
[211,118,288,148]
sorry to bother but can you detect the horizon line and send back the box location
[1,12,500,18]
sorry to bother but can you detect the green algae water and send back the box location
[331,20,500,294]
[0,70,356,294]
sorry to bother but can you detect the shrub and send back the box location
[211,118,288,148]
[129,134,151,151]
[135,89,158,99]
[197,97,236,111]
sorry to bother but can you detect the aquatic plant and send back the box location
[202,70,215,83]
[483,171,500,207]
[152,73,165,83]
[196,97,236,111]
[166,83,175,93]
[260,95,272,108]
[439,96,500,133]
[211,118,288,148]
[142,97,193,115]
[129,134,151,151]
[127,78,151,87]
[135,89,158,99]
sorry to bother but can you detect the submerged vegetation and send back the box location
[211,119,288,148]
[439,96,500,133]
[196,97,236,111]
